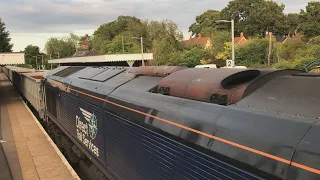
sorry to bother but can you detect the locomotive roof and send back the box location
[44,66,320,120]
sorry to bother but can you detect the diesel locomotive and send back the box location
[2,65,320,180]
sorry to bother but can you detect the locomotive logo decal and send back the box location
[76,107,99,157]
[80,108,98,139]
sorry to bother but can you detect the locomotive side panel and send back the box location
[103,110,262,180]
[58,92,106,165]
[286,122,320,180]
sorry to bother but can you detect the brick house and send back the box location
[181,34,213,49]
[182,32,248,49]
[265,32,303,43]
[234,32,248,45]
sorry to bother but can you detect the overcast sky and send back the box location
[0,0,310,52]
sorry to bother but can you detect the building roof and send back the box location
[181,34,211,47]
[265,32,303,43]
[275,36,288,43]
[234,32,247,45]
[283,33,303,43]
[234,37,247,45]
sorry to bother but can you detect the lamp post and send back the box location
[216,19,235,67]
[132,37,145,66]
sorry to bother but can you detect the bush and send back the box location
[272,60,294,69]
[169,46,211,67]
[274,39,305,61]
[235,38,269,66]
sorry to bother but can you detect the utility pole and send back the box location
[122,34,125,53]
[268,32,272,67]
[140,37,145,66]
[41,55,44,70]
[49,54,52,70]
[231,19,235,66]
[131,36,145,66]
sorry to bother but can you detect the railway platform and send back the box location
[0,73,80,180]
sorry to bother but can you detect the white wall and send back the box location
[0,53,25,65]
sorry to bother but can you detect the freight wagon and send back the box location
[2,65,320,180]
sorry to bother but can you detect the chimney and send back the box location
[81,39,89,50]
[240,32,244,38]
[265,32,269,39]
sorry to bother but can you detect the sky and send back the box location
[0,0,311,52]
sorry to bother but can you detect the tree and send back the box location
[286,13,300,36]
[45,35,76,58]
[189,10,225,36]
[145,19,183,51]
[24,45,40,68]
[221,0,287,36]
[102,32,140,54]
[211,31,231,52]
[0,18,13,52]
[66,33,80,50]
[152,39,179,66]
[92,16,146,52]
[298,2,320,39]
[147,20,184,65]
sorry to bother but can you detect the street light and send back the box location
[131,37,145,66]
[216,19,235,67]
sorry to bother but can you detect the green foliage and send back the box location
[221,0,287,36]
[152,39,179,66]
[274,39,305,61]
[0,18,13,52]
[286,13,300,36]
[272,35,320,69]
[272,60,293,69]
[92,16,146,52]
[273,57,317,70]
[103,32,140,54]
[23,45,40,68]
[308,36,320,45]
[66,33,80,49]
[145,19,183,50]
[235,38,269,66]
[298,2,320,39]
[147,20,184,65]
[216,42,231,61]
[169,46,211,67]
[45,34,77,58]
[189,10,225,36]
[212,31,231,52]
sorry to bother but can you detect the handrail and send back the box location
[304,60,320,72]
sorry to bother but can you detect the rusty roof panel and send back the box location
[158,68,302,105]
[127,66,187,77]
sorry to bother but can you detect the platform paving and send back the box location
[0,73,80,180]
